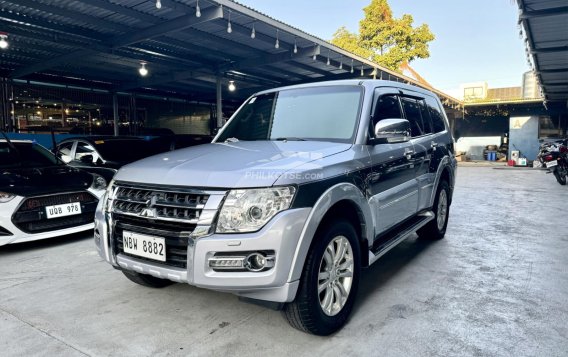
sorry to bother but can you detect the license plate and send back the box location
[122,231,166,262]
[546,160,558,168]
[45,202,82,219]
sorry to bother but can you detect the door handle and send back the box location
[431,141,438,151]
[404,148,415,160]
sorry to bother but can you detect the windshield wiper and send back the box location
[274,137,306,141]
[225,137,240,143]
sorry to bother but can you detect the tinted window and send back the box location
[0,142,62,168]
[373,95,402,127]
[418,100,433,134]
[426,97,447,133]
[401,97,425,137]
[217,86,363,143]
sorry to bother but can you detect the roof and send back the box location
[517,0,568,103]
[254,79,442,98]
[0,0,461,107]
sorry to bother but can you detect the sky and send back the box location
[237,0,530,97]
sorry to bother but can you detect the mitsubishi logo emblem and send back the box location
[140,208,156,218]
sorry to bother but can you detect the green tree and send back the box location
[331,0,435,71]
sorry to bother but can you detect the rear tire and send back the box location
[283,220,360,336]
[122,270,174,288]
[553,165,567,185]
[418,180,450,240]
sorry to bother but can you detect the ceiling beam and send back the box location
[519,6,568,20]
[10,6,223,79]
[221,45,320,71]
[530,46,568,54]
[14,0,132,33]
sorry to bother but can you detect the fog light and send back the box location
[244,253,275,272]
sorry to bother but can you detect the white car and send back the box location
[0,139,106,246]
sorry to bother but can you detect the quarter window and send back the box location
[426,97,448,133]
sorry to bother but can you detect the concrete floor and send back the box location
[1,166,567,357]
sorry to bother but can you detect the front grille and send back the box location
[12,192,98,233]
[113,215,194,269]
[110,183,226,270]
[18,192,96,212]
[112,186,209,223]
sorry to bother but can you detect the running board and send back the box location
[368,211,435,266]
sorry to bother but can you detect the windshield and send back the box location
[93,140,165,162]
[0,142,62,168]
[216,86,363,143]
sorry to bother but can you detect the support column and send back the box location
[112,93,119,136]
[216,76,223,128]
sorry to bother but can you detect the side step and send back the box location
[368,211,434,266]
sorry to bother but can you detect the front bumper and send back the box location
[0,188,104,246]
[95,206,311,303]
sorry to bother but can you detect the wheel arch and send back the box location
[429,156,456,207]
[287,183,373,283]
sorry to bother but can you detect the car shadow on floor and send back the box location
[353,234,440,315]
[0,231,92,254]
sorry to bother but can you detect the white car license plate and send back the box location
[546,160,558,168]
[122,231,166,262]
[45,202,82,219]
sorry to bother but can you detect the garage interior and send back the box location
[0,0,463,138]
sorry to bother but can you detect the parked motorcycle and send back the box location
[537,139,568,185]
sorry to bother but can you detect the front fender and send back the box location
[287,182,373,283]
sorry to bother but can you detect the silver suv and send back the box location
[94,80,457,335]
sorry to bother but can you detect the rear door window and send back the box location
[400,97,426,137]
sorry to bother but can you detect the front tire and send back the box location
[283,220,360,336]
[418,180,450,240]
[122,270,174,288]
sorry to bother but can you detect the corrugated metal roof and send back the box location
[0,0,462,106]
[517,0,568,103]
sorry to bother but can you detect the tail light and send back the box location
[544,154,554,161]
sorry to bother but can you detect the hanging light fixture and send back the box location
[139,62,148,76]
[339,56,343,70]
[155,0,162,9]
[360,66,364,76]
[0,34,8,49]
[313,44,317,61]
[227,11,232,33]
[195,0,201,17]
[350,59,354,73]
[326,50,331,66]
[251,23,256,39]
[293,38,298,54]
[228,81,236,92]
[275,30,280,49]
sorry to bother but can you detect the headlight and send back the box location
[102,180,115,212]
[90,173,108,190]
[0,191,16,203]
[216,186,296,233]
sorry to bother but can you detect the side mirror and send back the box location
[373,118,411,144]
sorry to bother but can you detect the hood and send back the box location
[115,141,351,188]
[0,165,94,197]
